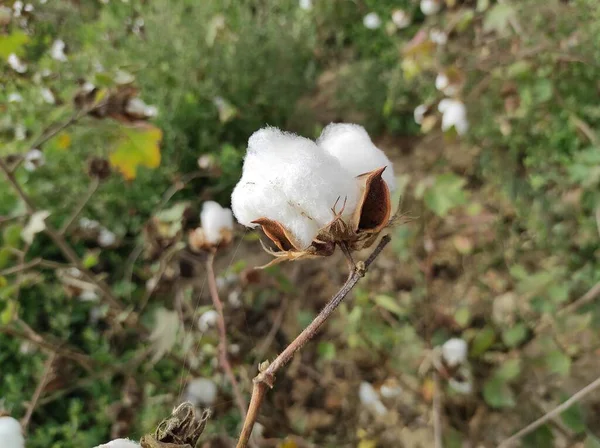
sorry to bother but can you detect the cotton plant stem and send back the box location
[236,235,391,448]
[498,375,600,447]
[205,253,248,419]
[21,351,57,433]
[59,177,100,235]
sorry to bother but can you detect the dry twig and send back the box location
[21,352,57,433]
[235,235,391,448]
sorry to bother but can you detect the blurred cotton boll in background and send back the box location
[23,149,45,171]
[231,127,360,249]
[391,9,411,29]
[50,39,67,62]
[198,309,219,332]
[184,378,218,407]
[420,0,441,16]
[363,12,382,30]
[430,29,448,45]
[94,439,140,448]
[200,201,234,245]
[438,99,469,135]
[299,0,312,11]
[8,53,27,73]
[317,123,396,191]
[442,338,468,367]
[359,382,387,416]
[0,416,25,448]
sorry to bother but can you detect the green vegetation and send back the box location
[1,0,600,446]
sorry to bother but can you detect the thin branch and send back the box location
[236,235,391,448]
[206,252,248,419]
[21,351,57,433]
[498,376,600,447]
[0,258,67,276]
[433,373,443,448]
[59,177,100,235]
[0,158,124,312]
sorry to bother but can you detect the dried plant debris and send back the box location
[140,402,211,448]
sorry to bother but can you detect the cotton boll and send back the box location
[0,416,24,448]
[449,378,472,394]
[198,310,219,332]
[435,73,449,92]
[125,97,158,118]
[317,123,396,191]
[8,53,27,73]
[299,0,312,11]
[200,201,234,245]
[40,88,55,104]
[23,149,45,171]
[232,127,359,249]
[50,39,67,62]
[442,338,468,367]
[94,439,140,448]
[359,382,387,416]
[363,12,381,30]
[414,104,427,125]
[8,93,22,103]
[98,228,117,247]
[438,99,469,135]
[184,378,218,406]
[391,9,411,29]
[420,0,441,16]
[430,29,448,45]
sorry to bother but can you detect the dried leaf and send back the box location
[109,124,162,180]
[354,167,391,233]
[149,308,180,363]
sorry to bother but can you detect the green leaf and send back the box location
[454,308,471,328]
[560,402,586,434]
[585,434,600,448]
[545,350,571,376]
[317,341,336,361]
[483,3,516,35]
[522,425,554,447]
[0,300,17,324]
[423,174,467,217]
[374,294,406,317]
[82,251,99,269]
[483,377,515,408]
[109,124,162,180]
[3,224,23,248]
[502,323,528,348]
[0,247,14,270]
[0,30,30,59]
[470,326,496,357]
[533,79,553,103]
[495,358,521,382]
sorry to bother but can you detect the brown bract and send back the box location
[252,167,398,267]
[188,227,233,253]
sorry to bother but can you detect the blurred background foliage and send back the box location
[1,0,600,447]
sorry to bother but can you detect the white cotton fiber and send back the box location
[438,99,469,135]
[358,382,387,416]
[0,416,24,448]
[94,439,140,448]
[441,337,468,367]
[317,123,396,191]
[200,201,234,245]
[184,378,218,406]
[231,127,359,249]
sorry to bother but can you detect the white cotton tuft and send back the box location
[8,53,27,73]
[438,99,469,135]
[8,93,23,103]
[430,29,448,45]
[50,39,67,62]
[200,201,234,245]
[317,123,396,191]
[299,0,312,11]
[184,378,218,406]
[391,9,411,29]
[414,104,427,125]
[0,416,24,448]
[40,87,55,104]
[435,73,449,92]
[358,382,387,416]
[449,378,472,394]
[442,338,468,367]
[198,310,219,332]
[363,12,382,30]
[94,439,140,448]
[125,97,158,118]
[98,228,117,247]
[231,127,359,249]
[420,0,441,16]
[23,149,45,172]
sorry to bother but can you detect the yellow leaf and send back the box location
[0,31,29,59]
[358,440,377,448]
[277,438,298,448]
[57,133,71,150]
[109,124,162,180]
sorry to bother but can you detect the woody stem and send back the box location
[235,235,391,448]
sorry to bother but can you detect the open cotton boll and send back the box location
[184,378,218,406]
[363,12,382,30]
[94,439,140,448]
[420,0,441,16]
[200,201,234,245]
[231,127,359,249]
[438,99,469,135]
[198,309,219,332]
[0,416,24,448]
[317,123,396,191]
[358,382,387,416]
[442,338,468,367]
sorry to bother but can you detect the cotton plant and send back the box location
[0,415,25,448]
[438,99,469,136]
[189,201,234,252]
[231,124,399,266]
